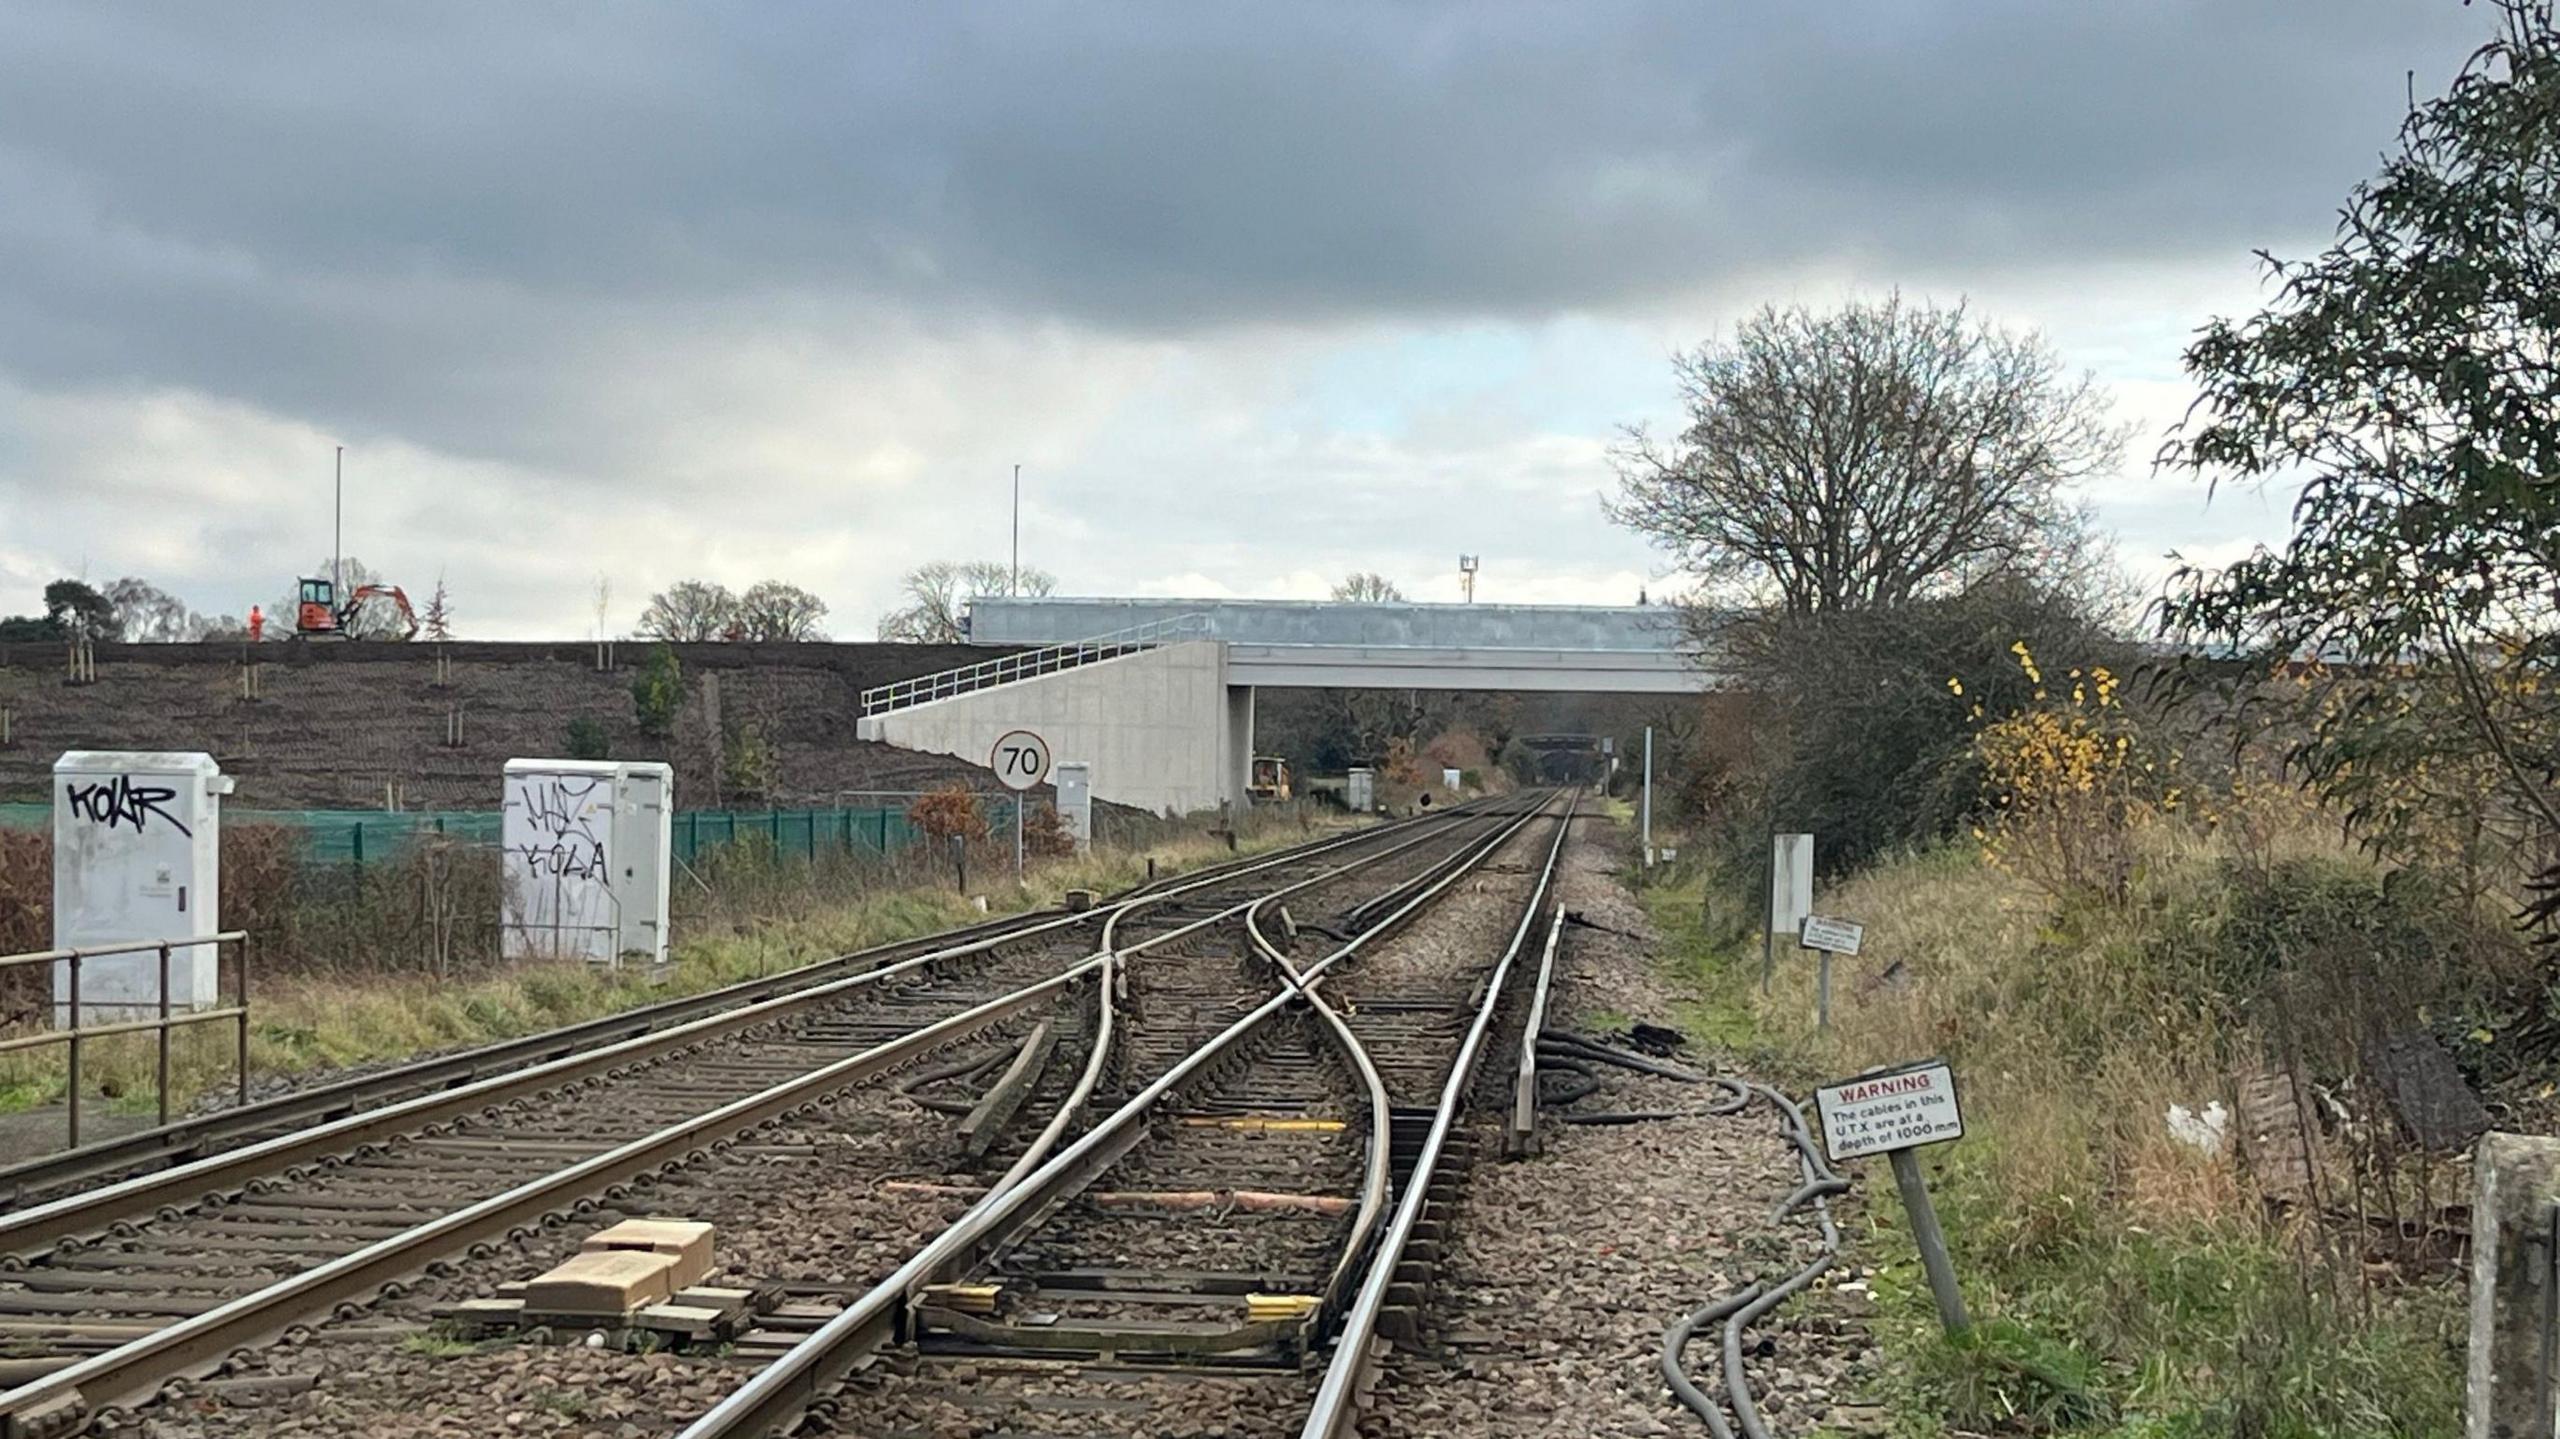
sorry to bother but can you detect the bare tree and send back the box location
[733,580,829,641]
[92,577,242,642]
[1330,572,1405,602]
[1608,294,2121,615]
[637,580,739,641]
[101,578,195,641]
[877,560,1056,642]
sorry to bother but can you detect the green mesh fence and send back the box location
[0,800,1016,867]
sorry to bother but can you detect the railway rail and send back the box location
[675,791,1577,1439]
[0,811,1451,1212]
[0,804,1512,1438]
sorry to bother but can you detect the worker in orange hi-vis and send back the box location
[247,605,264,643]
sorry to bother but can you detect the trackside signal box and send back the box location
[52,750,233,1021]
[500,759,672,967]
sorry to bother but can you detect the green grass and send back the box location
[1636,831,2466,1438]
[1640,873,1787,1066]
[1851,1147,2461,1437]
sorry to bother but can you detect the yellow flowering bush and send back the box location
[1962,642,2171,903]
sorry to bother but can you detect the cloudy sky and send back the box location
[0,3,2498,637]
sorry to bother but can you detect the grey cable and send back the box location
[1535,1029,1846,1438]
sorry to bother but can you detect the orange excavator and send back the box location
[294,575,420,640]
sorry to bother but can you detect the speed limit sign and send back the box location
[990,729,1053,791]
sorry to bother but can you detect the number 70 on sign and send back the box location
[991,730,1053,792]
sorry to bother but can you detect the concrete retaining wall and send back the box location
[857,642,1237,816]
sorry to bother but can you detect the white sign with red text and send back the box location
[1815,1060,1963,1162]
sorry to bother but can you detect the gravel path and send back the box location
[1359,823,1885,1438]
[845,1362,1313,1439]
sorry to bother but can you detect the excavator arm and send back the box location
[341,584,420,640]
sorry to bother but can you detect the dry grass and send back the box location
[0,802,1350,1120]
[1646,794,2478,1436]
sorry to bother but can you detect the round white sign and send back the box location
[989,729,1053,792]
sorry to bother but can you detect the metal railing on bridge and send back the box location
[858,612,1210,718]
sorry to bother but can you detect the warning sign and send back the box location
[1814,1060,1963,1162]
[1799,914,1863,954]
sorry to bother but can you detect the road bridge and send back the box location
[855,597,1714,813]
[968,597,1705,693]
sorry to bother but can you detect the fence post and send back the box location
[66,954,81,1150]
[156,942,173,1129]
[235,933,250,1109]
[880,810,891,852]
[353,821,366,871]
[2470,1132,2560,1436]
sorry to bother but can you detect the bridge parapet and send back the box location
[968,596,1697,653]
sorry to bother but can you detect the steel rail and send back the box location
[0,807,1440,1208]
[979,800,1510,1202]
[1505,908,1568,1157]
[936,795,1527,1246]
[673,794,1560,1439]
[1244,795,1561,1326]
[0,811,1496,1437]
[0,958,1104,1438]
[1249,914,1398,1327]
[0,909,1053,1207]
[1299,793,1577,1439]
[0,915,1089,1266]
[0,810,1463,1262]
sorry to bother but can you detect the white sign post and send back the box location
[990,729,1053,878]
[1799,913,1863,1030]
[1815,1059,1971,1336]
[1764,833,1813,993]
[1053,761,1093,850]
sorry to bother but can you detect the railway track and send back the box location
[0,811,1459,1213]
[676,791,1577,1439]
[0,804,1513,1438]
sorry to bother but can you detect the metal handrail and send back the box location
[0,931,252,1150]
[860,612,1211,717]
[0,932,246,972]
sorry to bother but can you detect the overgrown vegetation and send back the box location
[1648,780,2485,1433]
[1608,17,2560,1427]
[1636,589,2504,1432]
[721,721,777,800]
[2157,0,2560,953]
[630,643,684,736]
[564,716,611,761]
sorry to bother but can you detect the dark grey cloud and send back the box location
[0,4,2491,337]
[0,1,2504,627]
